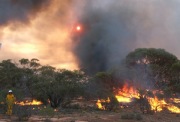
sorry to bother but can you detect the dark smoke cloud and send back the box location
[73,0,180,74]
[0,0,50,25]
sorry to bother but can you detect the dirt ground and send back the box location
[0,108,179,122]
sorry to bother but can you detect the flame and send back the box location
[147,93,180,113]
[148,97,180,113]
[16,99,42,106]
[167,105,180,114]
[170,98,180,103]
[148,97,166,112]
[115,83,139,103]
[96,83,180,113]
[96,99,103,110]
[96,97,110,110]
[115,96,131,103]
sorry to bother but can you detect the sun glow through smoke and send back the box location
[1,0,180,71]
[0,0,81,70]
[76,25,81,31]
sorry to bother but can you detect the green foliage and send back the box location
[0,59,22,88]
[126,48,179,92]
[126,48,178,66]
[29,68,87,108]
[171,61,180,72]
[0,53,180,114]
[14,106,31,121]
[0,88,24,103]
[39,105,55,117]
[169,61,180,93]
[0,89,7,102]
[94,72,119,97]
[19,58,29,66]
[0,58,89,109]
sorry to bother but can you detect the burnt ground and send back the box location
[0,107,179,122]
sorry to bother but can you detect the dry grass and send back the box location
[0,104,179,122]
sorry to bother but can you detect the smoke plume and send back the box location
[0,0,79,69]
[73,0,180,74]
[0,0,180,72]
[0,0,50,25]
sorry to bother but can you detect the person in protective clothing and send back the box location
[6,90,16,115]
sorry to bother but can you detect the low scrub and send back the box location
[14,105,31,121]
[39,105,56,117]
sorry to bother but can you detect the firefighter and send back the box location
[6,90,16,115]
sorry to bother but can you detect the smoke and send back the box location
[73,0,180,74]
[0,0,180,72]
[0,0,50,25]
[0,0,80,69]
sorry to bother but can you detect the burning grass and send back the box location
[96,84,180,114]
[0,98,179,122]
[15,99,43,106]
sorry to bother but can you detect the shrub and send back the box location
[14,105,31,121]
[39,105,55,117]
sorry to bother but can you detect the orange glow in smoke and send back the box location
[0,0,79,70]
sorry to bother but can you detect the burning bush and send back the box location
[95,83,180,114]
[96,96,119,111]
[126,48,179,93]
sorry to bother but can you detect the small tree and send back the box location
[0,59,22,88]
[126,48,178,90]
[169,61,180,93]
[30,68,87,108]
